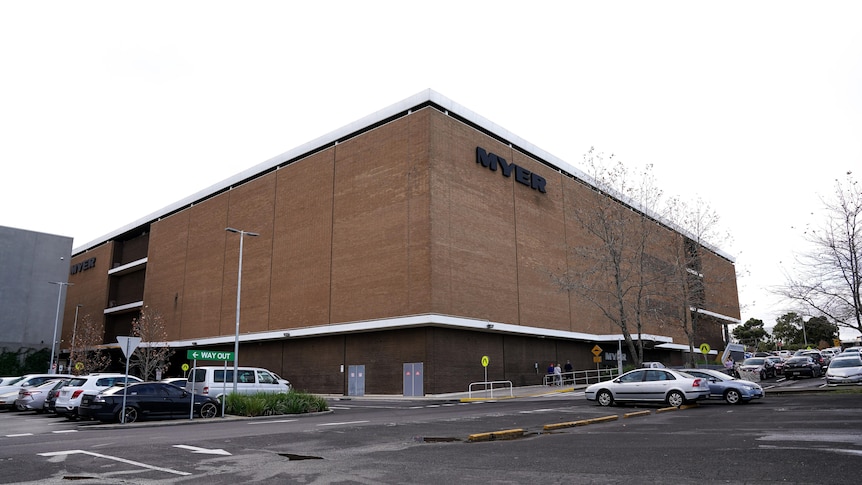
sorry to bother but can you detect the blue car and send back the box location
[680,368,764,404]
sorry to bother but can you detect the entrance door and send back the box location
[403,362,424,397]
[348,365,365,396]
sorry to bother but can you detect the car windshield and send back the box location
[68,378,88,386]
[786,357,808,364]
[743,358,765,365]
[829,358,862,368]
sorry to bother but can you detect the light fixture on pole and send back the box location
[225,227,259,395]
[48,281,73,373]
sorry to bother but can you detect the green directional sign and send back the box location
[187,350,235,361]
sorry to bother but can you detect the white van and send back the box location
[185,366,291,400]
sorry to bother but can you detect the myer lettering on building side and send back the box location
[476,147,547,193]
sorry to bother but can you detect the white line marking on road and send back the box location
[173,444,231,456]
[52,430,77,434]
[248,419,296,425]
[317,420,369,427]
[38,450,190,476]
[6,433,34,437]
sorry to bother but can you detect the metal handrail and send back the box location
[468,380,514,399]
[543,367,619,386]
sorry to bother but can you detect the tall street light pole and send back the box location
[72,304,83,356]
[48,281,73,373]
[225,227,259,395]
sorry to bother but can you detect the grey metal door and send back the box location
[348,365,365,396]
[403,362,424,397]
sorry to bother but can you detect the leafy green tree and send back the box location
[772,312,804,348]
[802,316,839,348]
[732,318,767,349]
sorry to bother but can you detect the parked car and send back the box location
[0,374,74,398]
[738,357,776,380]
[824,355,862,386]
[43,378,72,414]
[799,350,827,367]
[79,382,221,423]
[680,368,764,404]
[0,377,19,386]
[0,389,22,410]
[840,347,862,356]
[186,366,291,400]
[584,368,710,407]
[14,379,65,413]
[160,377,188,388]
[55,373,143,420]
[783,356,822,378]
[765,356,785,375]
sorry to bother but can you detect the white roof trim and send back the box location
[690,307,741,324]
[159,313,674,348]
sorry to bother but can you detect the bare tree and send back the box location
[549,148,665,367]
[661,196,733,366]
[67,314,111,375]
[128,306,175,380]
[779,172,862,336]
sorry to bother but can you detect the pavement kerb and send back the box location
[467,428,525,442]
[543,414,618,431]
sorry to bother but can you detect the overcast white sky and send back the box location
[2,2,860,340]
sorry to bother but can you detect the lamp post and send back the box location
[48,281,73,373]
[225,227,259,395]
[71,304,83,353]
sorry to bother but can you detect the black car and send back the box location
[800,350,827,367]
[783,356,822,378]
[43,378,71,413]
[79,382,221,423]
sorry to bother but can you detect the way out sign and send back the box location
[187,350,234,361]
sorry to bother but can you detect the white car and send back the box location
[186,366,291,400]
[585,368,710,407]
[825,355,862,386]
[55,373,142,420]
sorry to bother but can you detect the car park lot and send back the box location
[1,374,859,484]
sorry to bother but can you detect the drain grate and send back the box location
[279,453,323,461]
[63,476,96,481]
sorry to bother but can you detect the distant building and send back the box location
[60,90,740,394]
[0,225,73,366]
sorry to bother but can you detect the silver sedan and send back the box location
[585,368,710,407]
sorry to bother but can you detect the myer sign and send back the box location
[476,147,547,194]
[187,350,234,361]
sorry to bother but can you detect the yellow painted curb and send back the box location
[543,414,618,431]
[467,428,525,442]
[623,410,651,418]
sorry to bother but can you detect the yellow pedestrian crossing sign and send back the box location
[700,343,711,355]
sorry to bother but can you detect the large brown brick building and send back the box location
[59,90,740,394]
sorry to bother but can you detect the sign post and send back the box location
[700,343,711,365]
[481,355,490,397]
[116,336,141,424]
[186,350,235,419]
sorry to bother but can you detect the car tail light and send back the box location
[202,386,209,395]
[692,378,704,388]
[72,390,84,399]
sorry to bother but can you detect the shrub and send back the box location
[225,390,329,417]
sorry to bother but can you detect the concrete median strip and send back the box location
[542,414,619,431]
[623,410,652,418]
[467,428,525,442]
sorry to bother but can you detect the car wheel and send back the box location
[199,402,218,419]
[666,390,685,407]
[596,390,614,407]
[122,406,138,424]
[760,370,767,380]
[724,389,742,405]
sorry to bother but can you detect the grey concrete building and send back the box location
[0,225,73,366]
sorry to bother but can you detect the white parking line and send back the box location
[38,450,190,476]
[317,420,369,427]
[6,433,33,437]
[248,419,296,425]
[52,430,77,434]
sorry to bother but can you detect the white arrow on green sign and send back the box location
[187,350,235,361]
